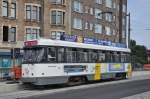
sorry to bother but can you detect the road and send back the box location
[23,79,150,99]
[1,71,150,99]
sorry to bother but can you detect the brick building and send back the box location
[0,0,127,79]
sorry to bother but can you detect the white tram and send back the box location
[21,39,132,85]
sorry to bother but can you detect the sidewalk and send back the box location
[0,81,22,94]
[132,71,150,77]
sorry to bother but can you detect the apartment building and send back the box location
[0,0,43,79]
[0,0,127,79]
[46,0,127,43]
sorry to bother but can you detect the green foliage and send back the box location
[130,40,136,47]
[130,40,148,65]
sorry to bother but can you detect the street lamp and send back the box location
[126,13,131,48]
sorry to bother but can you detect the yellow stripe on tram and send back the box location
[127,64,132,78]
[94,63,101,80]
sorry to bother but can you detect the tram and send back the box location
[21,39,132,85]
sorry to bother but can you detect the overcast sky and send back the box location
[128,0,150,49]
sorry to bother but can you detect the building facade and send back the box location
[0,0,127,79]
[46,0,127,44]
[0,0,43,79]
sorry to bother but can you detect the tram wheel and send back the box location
[67,76,87,86]
[115,73,126,80]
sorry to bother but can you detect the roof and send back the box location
[25,39,131,53]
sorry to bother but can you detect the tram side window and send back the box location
[121,53,126,63]
[48,47,56,62]
[66,48,77,63]
[97,51,105,62]
[114,52,120,63]
[111,52,115,62]
[83,50,88,63]
[112,52,118,63]
[76,49,82,63]
[126,53,131,63]
[105,52,112,62]
[76,49,88,63]
[89,50,98,63]
[110,52,113,63]
[58,48,65,62]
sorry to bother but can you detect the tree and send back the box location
[130,40,147,69]
[130,40,136,47]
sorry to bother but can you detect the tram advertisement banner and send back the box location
[64,65,86,73]
[108,63,125,72]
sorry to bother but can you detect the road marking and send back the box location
[121,91,150,99]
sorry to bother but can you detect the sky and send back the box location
[128,0,150,49]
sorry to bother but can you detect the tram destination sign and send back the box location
[24,40,38,47]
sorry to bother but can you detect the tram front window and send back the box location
[23,48,45,63]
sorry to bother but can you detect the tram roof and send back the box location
[25,39,131,53]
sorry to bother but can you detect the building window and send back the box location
[105,13,112,22]
[51,31,65,40]
[90,23,93,30]
[95,24,102,33]
[73,18,82,30]
[51,0,65,5]
[9,27,16,42]
[73,1,83,13]
[113,2,116,9]
[32,6,38,20]
[85,6,89,13]
[122,17,126,26]
[2,0,8,17]
[95,0,102,4]
[106,0,113,8]
[105,26,112,35]
[90,8,94,15]
[122,30,126,38]
[113,15,116,22]
[85,22,88,30]
[3,26,16,42]
[113,29,116,35]
[26,5,31,19]
[123,4,127,13]
[51,10,65,25]
[95,8,102,19]
[26,28,40,40]
[10,2,16,18]
[25,4,41,21]
[3,26,9,42]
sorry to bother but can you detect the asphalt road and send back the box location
[23,79,150,99]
